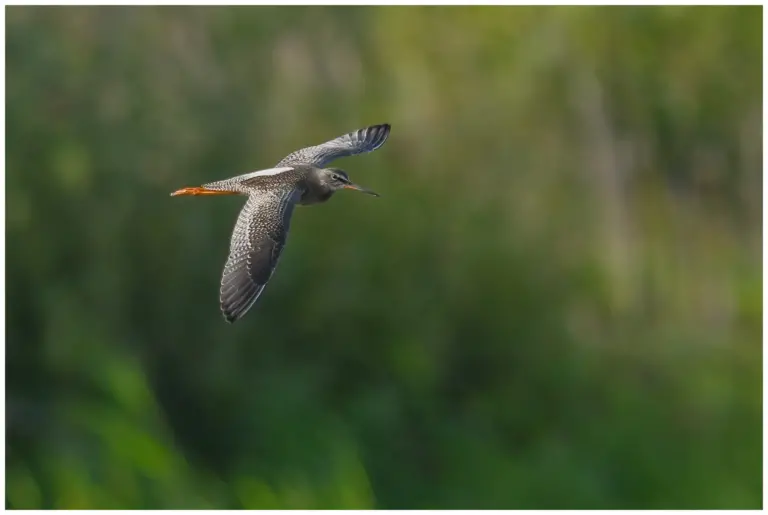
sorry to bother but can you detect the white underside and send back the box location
[240,167,294,179]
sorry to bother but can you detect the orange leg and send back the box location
[170,186,239,197]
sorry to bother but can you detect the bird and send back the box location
[171,123,391,323]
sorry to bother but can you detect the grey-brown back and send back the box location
[202,166,311,195]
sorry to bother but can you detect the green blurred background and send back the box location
[5,6,762,509]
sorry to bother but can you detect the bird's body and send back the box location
[171,124,390,323]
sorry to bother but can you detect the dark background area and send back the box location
[6,6,762,509]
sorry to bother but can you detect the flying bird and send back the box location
[171,123,391,323]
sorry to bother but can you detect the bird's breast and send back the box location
[299,186,333,205]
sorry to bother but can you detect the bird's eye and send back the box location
[332,174,342,181]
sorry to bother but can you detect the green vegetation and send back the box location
[6,6,761,509]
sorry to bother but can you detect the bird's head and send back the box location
[321,168,379,197]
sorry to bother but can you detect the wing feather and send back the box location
[219,187,300,323]
[276,124,391,167]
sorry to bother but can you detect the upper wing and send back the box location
[219,187,301,323]
[276,124,391,168]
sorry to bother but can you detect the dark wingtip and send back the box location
[362,123,391,151]
[222,303,248,324]
[221,307,236,323]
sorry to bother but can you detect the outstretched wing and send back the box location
[220,187,301,323]
[276,124,391,168]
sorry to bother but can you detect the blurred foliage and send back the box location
[5,6,762,509]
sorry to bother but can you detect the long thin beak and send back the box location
[344,182,380,197]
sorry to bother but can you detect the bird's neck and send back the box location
[300,172,334,205]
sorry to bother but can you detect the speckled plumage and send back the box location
[276,124,391,168]
[173,124,391,323]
